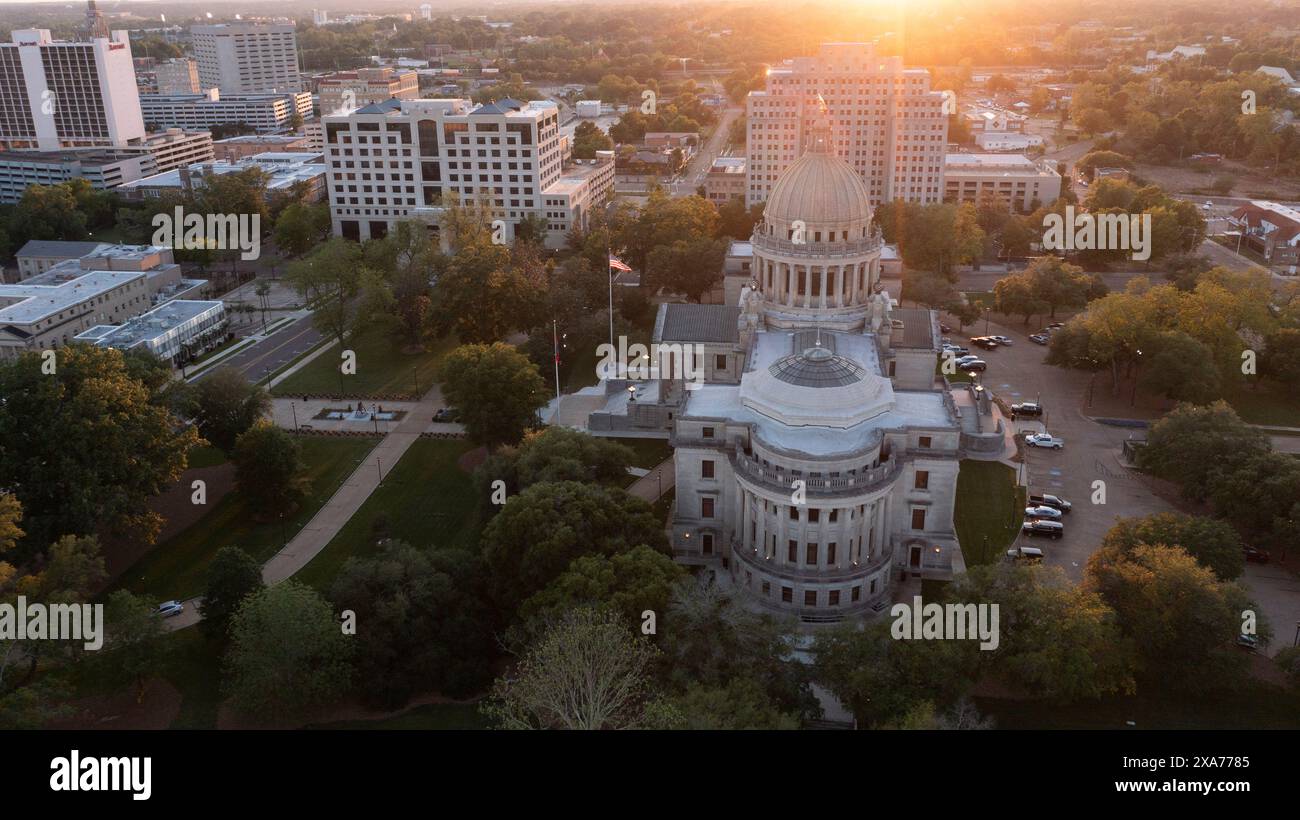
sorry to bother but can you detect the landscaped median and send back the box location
[953,459,1026,566]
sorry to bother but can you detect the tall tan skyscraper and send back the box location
[746,42,948,209]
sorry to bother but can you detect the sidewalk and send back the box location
[261,385,444,583]
[166,383,447,630]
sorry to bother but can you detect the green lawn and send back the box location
[954,460,1025,566]
[272,327,456,399]
[305,702,490,729]
[1228,387,1300,427]
[116,437,378,601]
[296,437,481,593]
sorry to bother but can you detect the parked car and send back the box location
[1024,505,1064,520]
[970,337,1000,350]
[1028,493,1072,512]
[1022,520,1064,539]
[433,407,460,423]
[942,343,969,356]
[1024,433,1065,449]
[1029,333,1050,345]
[1045,322,1064,331]
[1011,401,1044,418]
[959,359,987,372]
[1243,545,1271,564]
[988,335,1014,346]
[157,600,185,618]
[1237,633,1259,651]
[1006,546,1045,562]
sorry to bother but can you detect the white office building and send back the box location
[76,299,227,364]
[191,23,302,93]
[139,90,313,134]
[322,97,614,249]
[745,42,948,209]
[0,25,146,151]
[943,153,1061,213]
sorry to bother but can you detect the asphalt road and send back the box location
[190,316,324,385]
[669,106,743,196]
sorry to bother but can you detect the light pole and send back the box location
[1129,349,1143,407]
[291,401,298,432]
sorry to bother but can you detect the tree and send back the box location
[0,493,22,588]
[1084,544,1258,693]
[658,578,819,721]
[645,237,727,301]
[481,481,668,611]
[1138,401,1269,502]
[658,678,801,730]
[1138,332,1221,403]
[93,591,170,702]
[815,618,978,727]
[273,202,331,257]
[232,422,311,521]
[431,232,539,342]
[185,367,271,454]
[475,427,638,501]
[1100,513,1244,580]
[330,540,497,708]
[0,345,198,556]
[1262,329,1300,394]
[199,547,265,639]
[286,239,365,348]
[903,270,958,309]
[950,564,1136,701]
[518,545,685,635]
[223,581,353,721]
[481,607,661,729]
[437,343,547,451]
[572,120,613,158]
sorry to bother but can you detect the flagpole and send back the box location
[607,243,615,355]
[552,318,561,402]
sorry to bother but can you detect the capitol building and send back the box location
[589,112,968,622]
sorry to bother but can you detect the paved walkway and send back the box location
[627,457,675,503]
[165,384,448,630]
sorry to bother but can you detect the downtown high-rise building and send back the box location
[745,42,948,208]
[191,23,302,94]
[0,25,146,151]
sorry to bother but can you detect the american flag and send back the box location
[608,256,632,272]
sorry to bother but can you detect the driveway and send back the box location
[947,315,1300,656]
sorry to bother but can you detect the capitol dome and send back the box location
[739,343,895,428]
[762,113,873,235]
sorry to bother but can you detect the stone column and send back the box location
[818,266,828,309]
[777,504,789,566]
[741,490,751,552]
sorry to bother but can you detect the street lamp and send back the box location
[1129,349,1143,407]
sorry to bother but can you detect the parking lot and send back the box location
[947,316,1300,655]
